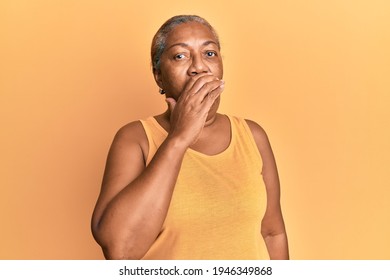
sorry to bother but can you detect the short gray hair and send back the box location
[151,15,220,73]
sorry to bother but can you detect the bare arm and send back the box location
[246,120,289,260]
[91,125,188,259]
[91,74,224,259]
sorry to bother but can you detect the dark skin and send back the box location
[91,22,289,260]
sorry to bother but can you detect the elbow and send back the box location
[91,214,151,259]
[92,226,146,260]
[102,242,145,260]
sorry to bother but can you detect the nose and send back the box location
[187,54,209,76]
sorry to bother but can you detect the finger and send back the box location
[180,73,215,99]
[199,82,224,112]
[188,74,220,95]
[192,79,224,103]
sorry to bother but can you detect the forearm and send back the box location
[263,232,289,260]
[96,136,187,259]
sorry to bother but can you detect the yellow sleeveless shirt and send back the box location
[140,115,269,259]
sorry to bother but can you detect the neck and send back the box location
[161,110,219,128]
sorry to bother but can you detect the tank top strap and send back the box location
[227,115,263,172]
[139,117,166,165]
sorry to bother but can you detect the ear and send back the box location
[153,68,164,89]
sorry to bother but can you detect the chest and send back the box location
[189,120,231,156]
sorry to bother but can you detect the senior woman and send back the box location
[91,15,289,260]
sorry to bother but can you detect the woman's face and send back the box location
[155,21,223,101]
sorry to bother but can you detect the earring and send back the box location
[159,89,166,94]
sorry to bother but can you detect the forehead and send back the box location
[165,22,217,47]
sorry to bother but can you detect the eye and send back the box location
[206,51,217,57]
[174,53,186,60]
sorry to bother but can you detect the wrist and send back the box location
[164,134,190,154]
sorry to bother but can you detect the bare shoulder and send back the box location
[115,120,147,143]
[244,119,278,178]
[100,120,149,194]
[101,120,149,186]
[244,119,271,152]
[112,120,148,158]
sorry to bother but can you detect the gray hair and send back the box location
[151,15,220,73]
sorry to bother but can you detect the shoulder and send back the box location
[115,120,146,142]
[226,115,270,149]
[243,119,276,163]
[110,120,149,162]
[244,119,270,147]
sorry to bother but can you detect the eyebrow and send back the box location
[166,40,219,51]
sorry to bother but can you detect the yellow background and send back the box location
[1,0,389,259]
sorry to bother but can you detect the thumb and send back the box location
[165,97,177,113]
